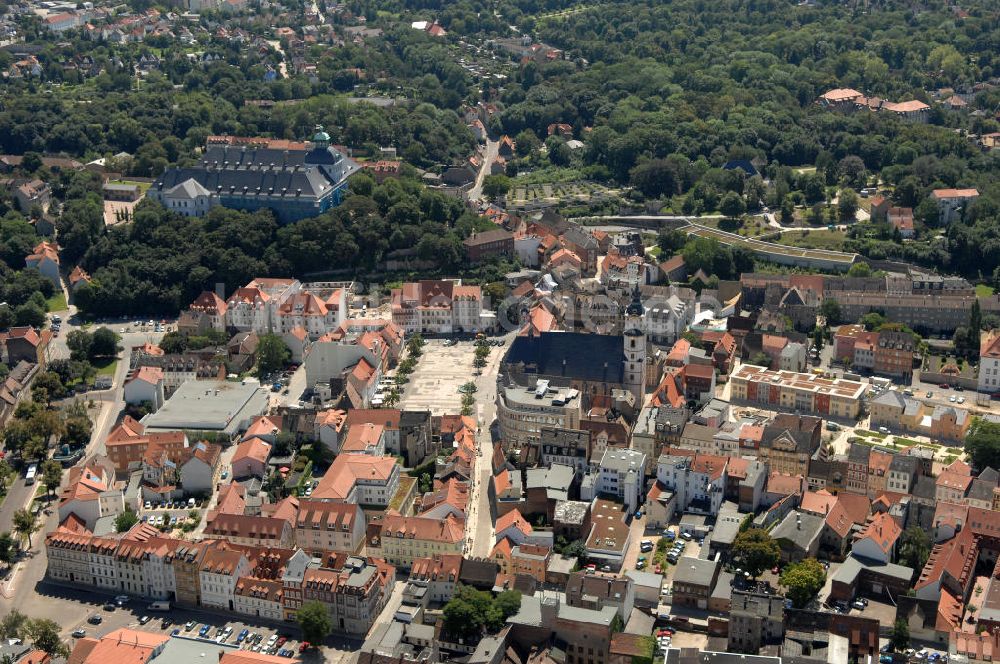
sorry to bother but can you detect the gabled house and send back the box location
[180,441,222,496]
[25,240,60,287]
[231,437,272,479]
[852,512,901,564]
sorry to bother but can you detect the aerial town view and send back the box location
[0,0,1000,663]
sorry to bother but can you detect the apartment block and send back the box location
[729,365,866,419]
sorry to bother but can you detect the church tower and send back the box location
[623,285,646,402]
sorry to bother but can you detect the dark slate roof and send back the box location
[151,144,358,202]
[847,442,871,464]
[761,427,816,454]
[888,455,920,474]
[503,332,625,384]
[459,559,499,589]
[723,159,759,177]
[201,144,355,179]
[562,226,597,250]
[969,478,996,503]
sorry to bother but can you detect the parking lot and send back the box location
[64,590,360,664]
[397,339,496,416]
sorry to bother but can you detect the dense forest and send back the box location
[2,0,1000,317]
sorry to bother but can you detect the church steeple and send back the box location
[312,125,331,148]
[626,283,644,319]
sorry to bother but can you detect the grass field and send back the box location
[46,291,67,312]
[775,229,847,252]
[93,356,118,376]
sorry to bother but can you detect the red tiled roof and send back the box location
[233,437,271,465]
[380,512,464,543]
[857,512,901,555]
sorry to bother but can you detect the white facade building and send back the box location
[656,452,727,517]
[583,449,646,512]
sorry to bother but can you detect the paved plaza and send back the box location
[397,340,485,416]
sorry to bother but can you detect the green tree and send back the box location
[296,600,332,645]
[847,262,871,278]
[14,303,45,328]
[819,298,841,325]
[838,189,858,222]
[66,329,93,361]
[750,351,771,367]
[473,355,487,370]
[812,328,825,353]
[890,618,910,652]
[731,528,780,578]
[256,334,291,380]
[779,198,795,225]
[40,460,63,497]
[115,510,139,533]
[860,312,887,331]
[899,525,931,571]
[966,418,1000,470]
[90,327,119,358]
[719,191,746,220]
[443,593,482,640]
[12,509,38,549]
[26,619,69,658]
[0,532,16,566]
[657,229,687,255]
[779,558,826,608]
[0,610,27,639]
[482,175,511,202]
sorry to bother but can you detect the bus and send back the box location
[24,463,37,485]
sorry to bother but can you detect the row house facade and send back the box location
[390,280,490,334]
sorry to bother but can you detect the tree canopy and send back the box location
[779,558,826,609]
[296,600,332,645]
[442,586,522,641]
[732,528,780,579]
[966,418,1000,471]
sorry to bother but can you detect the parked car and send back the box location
[103,603,116,611]
[88,615,103,625]
[72,629,87,638]
[138,615,151,624]
[185,621,196,631]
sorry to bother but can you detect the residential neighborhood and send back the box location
[1,0,1000,663]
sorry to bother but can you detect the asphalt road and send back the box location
[467,139,499,203]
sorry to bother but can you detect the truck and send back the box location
[148,601,171,612]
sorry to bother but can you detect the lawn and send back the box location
[93,356,118,376]
[775,229,848,252]
[977,284,995,297]
[46,291,67,312]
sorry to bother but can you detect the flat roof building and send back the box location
[141,380,269,434]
